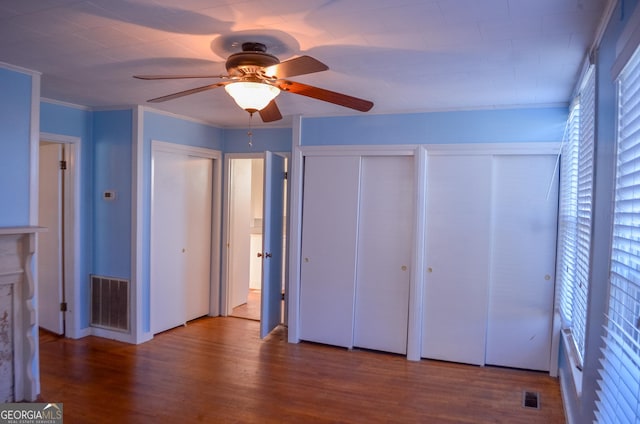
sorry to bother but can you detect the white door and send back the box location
[38,142,64,335]
[299,156,361,348]
[184,156,213,321]
[422,155,493,365]
[353,156,414,354]
[151,151,186,334]
[151,150,213,334]
[485,155,558,371]
[260,152,285,338]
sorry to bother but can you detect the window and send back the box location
[596,46,640,424]
[556,67,596,365]
[556,99,579,324]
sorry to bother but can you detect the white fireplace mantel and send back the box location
[0,226,46,402]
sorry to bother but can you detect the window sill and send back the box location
[561,329,583,397]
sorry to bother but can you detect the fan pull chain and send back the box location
[247,112,254,147]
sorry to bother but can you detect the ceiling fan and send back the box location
[133,42,374,122]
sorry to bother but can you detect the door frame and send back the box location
[221,152,290,318]
[38,132,82,338]
[150,141,222,320]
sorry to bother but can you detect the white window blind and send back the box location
[596,46,640,424]
[556,100,580,326]
[555,67,595,366]
[573,68,596,364]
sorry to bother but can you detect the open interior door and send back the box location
[260,151,286,338]
[38,142,64,335]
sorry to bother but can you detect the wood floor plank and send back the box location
[38,317,564,423]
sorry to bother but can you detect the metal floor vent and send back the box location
[522,391,540,409]
[90,275,130,333]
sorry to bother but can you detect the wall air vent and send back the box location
[90,275,130,333]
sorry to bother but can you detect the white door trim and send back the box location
[39,132,83,339]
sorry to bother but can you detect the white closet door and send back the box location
[485,155,558,371]
[299,156,361,348]
[422,155,492,365]
[354,156,414,354]
[184,156,212,321]
[151,151,187,334]
[151,151,212,333]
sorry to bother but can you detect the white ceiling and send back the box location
[0,0,607,128]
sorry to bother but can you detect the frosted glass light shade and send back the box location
[224,82,280,111]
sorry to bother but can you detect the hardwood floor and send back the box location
[230,288,261,321]
[38,317,565,423]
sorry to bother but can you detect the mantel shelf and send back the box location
[0,226,46,235]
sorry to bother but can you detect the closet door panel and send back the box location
[421,155,492,365]
[151,152,213,333]
[151,151,187,334]
[353,156,414,354]
[299,156,361,348]
[485,155,558,371]
[183,156,213,321]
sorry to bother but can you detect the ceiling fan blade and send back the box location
[259,100,283,122]
[134,74,228,80]
[147,82,227,103]
[276,80,374,112]
[263,56,328,79]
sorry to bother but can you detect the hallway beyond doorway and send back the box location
[230,288,261,321]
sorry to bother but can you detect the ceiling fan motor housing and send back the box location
[225,42,280,77]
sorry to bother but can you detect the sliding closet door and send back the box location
[183,156,213,321]
[299,156,361,348]
[353,156,414,354]
[151,151,187,334]
[421,155,492,365]
[151,150,213,334]
[485,155,558,371]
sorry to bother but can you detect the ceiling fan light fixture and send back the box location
[224,81,280,112]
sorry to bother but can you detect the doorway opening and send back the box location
[37,137,78,337]
[228,157,264,321]
[225,155,287,325]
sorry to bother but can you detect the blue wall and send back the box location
[40,102,92,141]
[143,111,224,150]
[93,109,133,279]
[300,107,567,146]
[223,127,292,152]
[0,67,33,226]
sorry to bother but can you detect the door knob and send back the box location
[257,252,263,258]
[264,252,272,258]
